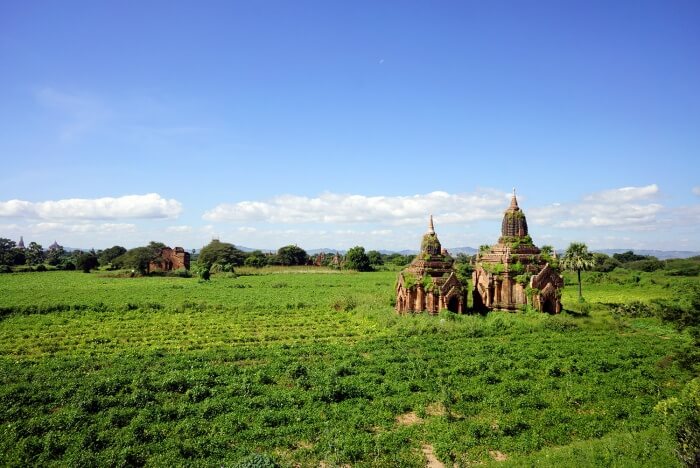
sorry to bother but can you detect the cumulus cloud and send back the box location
[203,190,508,225]
[529,184,663,230]
[583,184,659,203]
[32,222,137,233]
[165,225,193,233]
[0,193,182,220]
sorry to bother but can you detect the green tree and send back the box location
[561,242,595,300]
[98,245,127,266]
[595,254,621,273]
[612,250,648,263]
[345,246,371,272]
[244,250,268,268]
[113,247,157,274]
[198,240,246,269]
[25,242,45,266]
[275,245,308,266]
[45,243,68,266]
[367,250,384,266]
[75,252,99,273]
[0,238,24,266]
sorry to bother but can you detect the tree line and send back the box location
[0,238,415,274]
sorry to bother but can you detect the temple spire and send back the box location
[509,187,519,209]
[428,215,435,234]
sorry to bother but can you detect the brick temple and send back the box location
[395,216,465,314]
[148,246,190,273]
[472,190,563,313]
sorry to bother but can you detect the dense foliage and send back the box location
[344,246,372,271]
[199,240,246,271]
[273,245,308,266]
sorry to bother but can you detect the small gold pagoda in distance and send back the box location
[472,189,563,313]
[395,216,465,314]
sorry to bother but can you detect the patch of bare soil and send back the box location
[425,402,446,417]
[422,444,445,468]
[396,411,423,426]
[488,450,508,462]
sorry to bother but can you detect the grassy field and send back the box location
[0,269,696,466]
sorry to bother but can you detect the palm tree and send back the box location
[561,242,595,300]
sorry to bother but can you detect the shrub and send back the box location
[0,264,11,273]
[35,264,47,272]
[612,301,657,318]
[655,378,700,467]
[332,296,357,312]
[626,259,664,272]
[167,268,191,278]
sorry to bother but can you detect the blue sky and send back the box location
[1,1,699,251]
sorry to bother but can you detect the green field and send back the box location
[0,269,696,466]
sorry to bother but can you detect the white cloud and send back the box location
[0,193,182,220]
[32,222,137,234]
[530,184,662,231]
[583,184,659,203]
[693,186,700,196]
[165,225,193,233]
[203,190,508,225]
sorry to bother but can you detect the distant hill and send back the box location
[307,248,344,255]
[594,249,700,260]
[447,246,479,255]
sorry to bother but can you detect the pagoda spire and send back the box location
[509,187,519,209]
[428,214,435,234]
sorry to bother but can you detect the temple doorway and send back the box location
[447,296,459,313]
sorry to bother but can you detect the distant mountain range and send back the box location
[592,249,700,260]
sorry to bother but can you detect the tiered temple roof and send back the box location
[395,216,465,314]
[473,190,563,313]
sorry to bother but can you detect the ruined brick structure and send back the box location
[331,252,342,267]
[148,247,190,273]
[396,216,465,314]
[472,190,563,313]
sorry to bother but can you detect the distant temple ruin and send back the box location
[148,247,190,273]
[472,190,563,313]
[395,216,465,314]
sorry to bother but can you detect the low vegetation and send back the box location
[0,266,698,466]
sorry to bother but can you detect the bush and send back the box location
[35,264,47,272]
[332,296,357,312]
[612,301,657,318]
[655,378,700,467]
[167,268,191,278]
[626,259,664,272]
[234,453,279,468]
[0,264,11,273]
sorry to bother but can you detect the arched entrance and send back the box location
[542,296,556,313]
[447,296,459,313]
